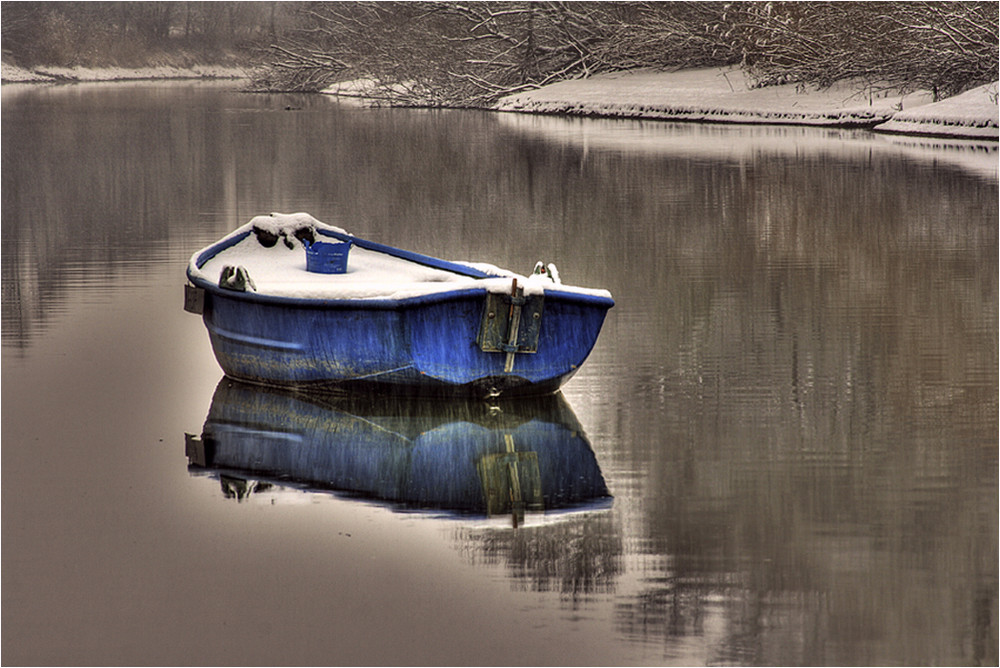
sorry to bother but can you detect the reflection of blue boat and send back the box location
[184,213,614,398]
[186,379,611,520]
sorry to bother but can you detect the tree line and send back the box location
[3,2,996,103]
[255,1,997,104]
[1,1,284,67]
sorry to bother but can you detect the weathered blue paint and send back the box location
[187,232,614,397]
[187,379,611,516]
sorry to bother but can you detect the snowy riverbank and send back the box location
[871,83,1000,139]
[1,61,245,84]
[6,60,996,141]
[495,66,998,140]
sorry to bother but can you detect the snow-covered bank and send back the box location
[495,67,998,140]
[1,62,54,83]
[872,83,999,139]
[1,61,246,84]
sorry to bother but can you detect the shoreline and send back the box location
[1,62,246,84]
[494,67,999,141]
[4,61,996,141]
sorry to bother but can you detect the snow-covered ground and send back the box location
[1,62,54,83]
[496,66,998,140]
[872,83,999,139]
[7,59,996,140]
[1,61,245,84]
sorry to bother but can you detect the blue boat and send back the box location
[186,379,612,521]
[185,213,614,397]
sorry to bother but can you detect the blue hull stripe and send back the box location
[210,325,305,351]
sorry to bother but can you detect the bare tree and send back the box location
[13,1,989,103]
[253,1,736,103]
[728,2,998,98]
[1,1,282,68]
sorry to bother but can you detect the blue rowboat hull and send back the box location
[190,281,612,397]
[186,223,614,397]
[187,379,611,516]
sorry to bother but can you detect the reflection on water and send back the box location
[456,509,622,603]
[189,379,624,601]
[188,379,611,523]
[497,112,1000,179]
[2,82,996,665]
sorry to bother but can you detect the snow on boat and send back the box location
[185,213,614,397]
[185,378,611,520]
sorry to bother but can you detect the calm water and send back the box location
[2,82,997,666]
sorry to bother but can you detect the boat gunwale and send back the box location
[187,230,616,311]
[188,272,615,310]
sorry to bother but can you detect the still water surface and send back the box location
[2,82,997,665]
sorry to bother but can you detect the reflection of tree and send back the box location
[558,143,997,442]
[1,85,238,347]
[567,151,997,661]
[543,125,996,663]
[454,511,622,603]
[604,436,998,664]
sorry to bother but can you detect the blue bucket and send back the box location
[305,239,352,274]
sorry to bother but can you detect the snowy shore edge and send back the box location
[1,61,245,84]
[5,61,995,141]
[494,67,998,141]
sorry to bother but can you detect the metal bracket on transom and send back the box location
[476,279,544,371]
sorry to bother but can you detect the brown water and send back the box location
[2,82,997,666]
